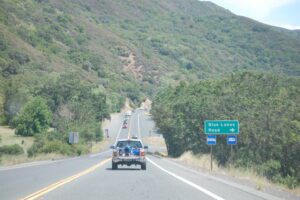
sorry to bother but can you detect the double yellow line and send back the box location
[21,158,110,200]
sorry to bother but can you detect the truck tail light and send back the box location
[140,150,145,157]
[113,151,118,157]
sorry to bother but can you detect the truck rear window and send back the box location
[116,141,142,148]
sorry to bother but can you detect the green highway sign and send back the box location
[204,120,239,135]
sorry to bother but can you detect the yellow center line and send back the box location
[21,158,110,200]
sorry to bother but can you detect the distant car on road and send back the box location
[122,123,128,129]
[126,110,132,117]
[111,138,148,170]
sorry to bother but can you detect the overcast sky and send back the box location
[205,0,300,30]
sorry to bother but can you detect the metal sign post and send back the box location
[231,145,233,160]
[210,145,213,171]
[227,135,237,163]
[204,120,239,172]
[206,135,216,171]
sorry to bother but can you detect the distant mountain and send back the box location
[0,0,299,108]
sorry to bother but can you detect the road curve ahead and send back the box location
[0,109,286,200]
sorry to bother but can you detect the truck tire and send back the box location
[112,162,118,170]
[141,163,146,170]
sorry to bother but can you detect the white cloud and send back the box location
[207,0,296,20]
[279,24,300,30]
[205,0,299,29]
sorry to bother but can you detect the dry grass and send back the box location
[0,126,66,166]
[0,109,124,166]
[143,135,168,156]
[89,139,111,153]
[0,126,34,154]
[0,126,39,166]
[143,136,166,147]
[176,151,300,196]
[0,153,65,166]
[177,151,220,171]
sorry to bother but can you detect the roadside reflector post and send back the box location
[105,129,109,138]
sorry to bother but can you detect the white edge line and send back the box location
[147,157,224,200]
[161,158,283,200]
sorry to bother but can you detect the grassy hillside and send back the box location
[1,0,300,89]
[0,0,299,159]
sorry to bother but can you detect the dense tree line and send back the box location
[1,72,111,156]
[152,72,300,188]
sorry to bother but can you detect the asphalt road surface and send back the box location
[0,109,286,200]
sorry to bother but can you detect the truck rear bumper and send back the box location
[112,157,146,165]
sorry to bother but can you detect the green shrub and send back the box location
[27,129,93,157]
[8,51,30,65]
[0,144,24,155]
[76,34,88,45]
[73,144,89,156]
[28,137,73,156]
[28,137,91,157]
[37,27,53,43]
[82,61,93,71]
[95,126,103,142]
[17,27,39,47]
[2,62,20,76]
[283,175,298,189]
[27,135,46,157]
[114,46,130,57]
[261,159,282,181]
[15,97,52,136]
[0,33,7,51]
[41,140,71,155]
[27,145,37,157]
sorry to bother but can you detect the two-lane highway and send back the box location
[0,109,285,200]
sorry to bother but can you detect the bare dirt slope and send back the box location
[120,52,144,80]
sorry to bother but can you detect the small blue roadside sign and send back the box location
[205,120,239,135]
[207,135,216,145]
[227,135,237,145]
